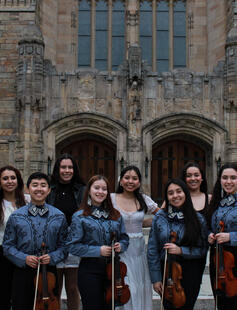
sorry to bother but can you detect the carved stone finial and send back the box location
[128,44,142,88]
[19,24,44,46]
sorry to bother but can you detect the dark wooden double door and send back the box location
[60,137,206,203]
[151,140,206,205]
[60,137,116,191]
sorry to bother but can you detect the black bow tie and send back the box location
[91,207,109,219]
[28,204,49,217]
[220,195,236,207]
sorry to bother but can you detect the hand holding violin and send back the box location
[164,243,182,255]
[26,255,39,268]
[101,243,122,256]
[215,232,230,244]
[153,281,163,295]
[208,232,230,244]
[208,232,216,245]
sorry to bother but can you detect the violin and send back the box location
[213,221,237,298]
[33,243,60,310]
[105,233,130,307]
[163,231,186,309]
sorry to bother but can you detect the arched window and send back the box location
[78,0,125,71]
[140,0,186,72]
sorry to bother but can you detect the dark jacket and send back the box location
[47,182,85,209]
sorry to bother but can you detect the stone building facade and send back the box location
[0,0,236,203]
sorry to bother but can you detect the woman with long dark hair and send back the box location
[110,165,159,310]
[47,153,85,310]
[180,162,211,216]
[148,178,208,310]
[67,175,129,310]
[0,165,30,309]
[180,162,211,287]
[208,163,237,309]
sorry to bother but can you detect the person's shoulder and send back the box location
[154,208,167,220]
[12,204,29,215]
[46,203,64,216]
[72,209,84,218]
[73,183,86,191]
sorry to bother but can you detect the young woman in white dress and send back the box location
[110,165,159,310]
[0,165,30,309]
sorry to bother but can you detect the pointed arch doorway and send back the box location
[151,139,206,205]
[58,135,116,191]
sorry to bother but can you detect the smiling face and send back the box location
[167,183,186,208]
[120,169,140,193]
[0,169,18,195]
[59,159,74,184]
[221,168,237,195]
[185,166,203,192]
[28,178,51,205]
[89,179,108,206]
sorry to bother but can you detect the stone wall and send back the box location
[0,0,236,183]
[0,1,36,169]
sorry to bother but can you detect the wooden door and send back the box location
[60,137,116,191]
[151,140,206,205]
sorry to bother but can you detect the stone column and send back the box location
[127,45,143,168]
[16,24,45,179]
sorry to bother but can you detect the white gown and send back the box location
[110,193,157,310]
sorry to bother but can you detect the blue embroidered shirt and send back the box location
[2,202,68,268]
[67,209,129,257]
[211,193,237,246]
[147,209,208,283]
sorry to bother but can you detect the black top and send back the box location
[54,183,77,225]
[197,192,209,220]
[47,182,85,225]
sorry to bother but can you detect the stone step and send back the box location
[61,298,215,310]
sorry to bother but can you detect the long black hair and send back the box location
[180,162,208,194]
[116,165,148,213]
[0,165,26,224]
[50,153,85,186]
[207,163,237,225]
[164,178,202,246]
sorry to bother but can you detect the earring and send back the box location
[87,197,92,206]
[221,187,224,199]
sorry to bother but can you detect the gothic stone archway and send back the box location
[57,134,116,191]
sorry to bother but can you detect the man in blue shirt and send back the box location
[3,172,68,310]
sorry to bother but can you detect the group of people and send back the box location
[0,155,236,310]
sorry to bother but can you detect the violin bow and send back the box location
[111,232,116,310]
[112,241,115,310]
[215,241,218,310]
[33,258,41,310]
[160,248,168,310]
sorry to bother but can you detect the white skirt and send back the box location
[116,233,153,310]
